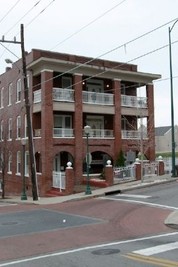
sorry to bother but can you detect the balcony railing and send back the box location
[53,128,74,137]
[53,88,74,102]
[33,89,147,109]
[121,95,147,108]
[122,130,147,139]
[83,129,114,138]
[83,91,114,105]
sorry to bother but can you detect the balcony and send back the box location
[121,95,147,108]
[53,88,74,102]
[122,130,147,139]
[82,91,113,105]
[34,89,147,108]
[53,128,74,137]
[83,129,113,138]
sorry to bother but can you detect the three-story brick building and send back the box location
[0,49,161,196]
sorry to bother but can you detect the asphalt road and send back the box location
[0,181,178,266]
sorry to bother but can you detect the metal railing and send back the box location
[114,165,136,180]
[122,130,147,139]
[82,91,114,105]
[121,95,147,108]
[53,88,74,102]
[83,129,113,138]
[53,128,74,137]
[52,171,66,191]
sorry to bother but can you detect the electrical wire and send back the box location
[0,0,22,25]
[51,0,127,51]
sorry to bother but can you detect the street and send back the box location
[0,181,178,266]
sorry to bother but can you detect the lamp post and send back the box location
[84,125,92,195]
[168,19,178,177]
[21,138,27,200]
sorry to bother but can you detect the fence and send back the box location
[52,171,66,191]
[114,165,135,181]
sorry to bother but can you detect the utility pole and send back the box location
[0,24,38,200]
[20,24,38,200]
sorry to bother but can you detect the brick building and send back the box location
[0,49,161,197]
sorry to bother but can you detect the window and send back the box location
[62,77,72,89]
[16,116,21,139]
[0,120,3,141]
[8,83,13,105]
[16,79,21,102]
[17,151,21,174]
[0,87,4,108]
[54,115,72,128]
[8,152,12,173]
[25,115,28,138]
[8,118,12,140]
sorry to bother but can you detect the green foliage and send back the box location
[115,150,125,167]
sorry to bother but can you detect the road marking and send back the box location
[124,253,178,266]
[101,196,178,210]
[115,193,151,199]
[0,232,178,266]
[133,241,178,256]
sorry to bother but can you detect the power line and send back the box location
[51,0,127,51]
[0,0,22,24]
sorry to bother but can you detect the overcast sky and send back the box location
[0,0,177,127]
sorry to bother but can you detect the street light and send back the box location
[21,138,27,200]
[168,19,178,177]
[84,125,92,195]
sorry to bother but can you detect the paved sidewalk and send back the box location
[1,174,176,205]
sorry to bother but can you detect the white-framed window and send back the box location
[0,120,3,141]
[16,151,21,174]
[16,79,21,102]
[0,87,4,108]
[25,115,28,138]
[54,115,72,129]
[8,152,12,173]
[8,83,13,105]
[16,116,21,139]
[8,118,12,140]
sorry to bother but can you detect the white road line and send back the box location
[115,193,151,199]
[101,196,178,210]
[133,241,178,256]
[0,232,178,266]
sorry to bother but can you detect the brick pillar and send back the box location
[146,83,155,161]
[158,159,165,176]
[113,79,122,162]
[74,73,83,184]
[65,163,74,195]
[41,70,54,194]
[105,160,113,186]
[135,160,141,180]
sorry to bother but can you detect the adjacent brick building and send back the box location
[0,49,161,197]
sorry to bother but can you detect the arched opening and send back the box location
[53,151,73,172]
[83,151,112,174]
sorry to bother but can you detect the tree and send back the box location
[115,150,125,167]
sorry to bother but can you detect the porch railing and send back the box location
[53,128,74,137]
[122,130,147,139]
[34,89,41,103]
[53,88,74,102]
[83,129,113,138]
[82,91,114,105]
[121,95,147,108]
